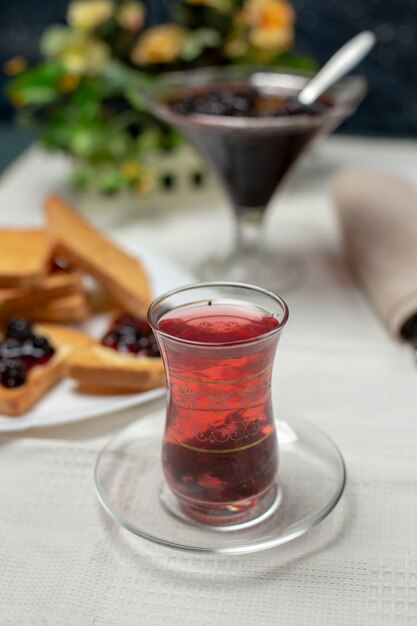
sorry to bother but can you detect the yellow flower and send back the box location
[58,74,81,92]
[121,161,154,194]
[134,168,154,194]
[243,0,294,29]
[131,25,187,65]
[61,35,110,74]
[41,26,109,75]
[67,0,113,32]
[250,25,293,50]
[242,0,294,52]
[117,1,145,33]
[3,56,27,76]
[121,160,142,179]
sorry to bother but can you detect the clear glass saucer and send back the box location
[94,407,346,555]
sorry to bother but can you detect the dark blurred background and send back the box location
[0,0,416,169]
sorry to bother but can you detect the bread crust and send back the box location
[0,271,83,317]
[68,344,165,392]
[0,229,51,287]
[44,195,152,316]
[29,292,91,323]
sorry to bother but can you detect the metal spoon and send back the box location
[298,31,376,107]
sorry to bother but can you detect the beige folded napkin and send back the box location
[332,169,417,338]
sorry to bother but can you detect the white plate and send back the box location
[0,243,195,432]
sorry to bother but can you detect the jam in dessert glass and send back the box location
[142,67,366,291]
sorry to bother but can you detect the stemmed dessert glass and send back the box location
[142,67,366,291]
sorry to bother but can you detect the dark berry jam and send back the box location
[169,86,329,118]
[5,317,34,342]
[167,84,331,212]
[101,314,160,358]
[0,317,55,388]
[0,359,26,388]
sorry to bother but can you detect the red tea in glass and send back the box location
[148,283,288,526]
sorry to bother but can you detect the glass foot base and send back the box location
[94,410,346,554]
[198,249,301,293]
[159,483,281,531]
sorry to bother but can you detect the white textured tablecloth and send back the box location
[1,137,417,625]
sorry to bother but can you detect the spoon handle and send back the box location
[298,31,376,106]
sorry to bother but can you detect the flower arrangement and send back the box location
[7,0,316,195]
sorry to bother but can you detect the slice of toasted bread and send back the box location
[28,292,91,323]
[0,324,91,416]
[0,229,51,288]
[44,195,152,316]
[68,344,165,392]
[0,270,84,317]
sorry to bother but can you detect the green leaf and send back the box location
[7,60,67,107]
[101,62,153,111]
[17,85,60,105]
[68,165,94,189]
[70,127,103,157]
[9,61,65,90]
[103,60,151,91]
[181,28,222,61]
[124,87,147,111]
[107,133,129,158]
[160,129,183,151]
[275,53,319,73]
[95,168,125,193]
[136,128,162,152]
[195,28,223,47]
[43,121,73,151]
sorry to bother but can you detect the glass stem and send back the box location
[234,208,265,257]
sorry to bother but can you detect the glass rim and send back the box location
[140,65,367,132]
[147,281,289,347]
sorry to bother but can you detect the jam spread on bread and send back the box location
[0,317,55,388]
[101,314,160,358]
